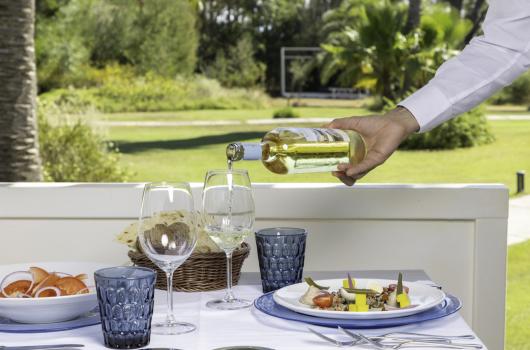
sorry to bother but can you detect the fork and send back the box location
[338,327,454,344]
[308,328,358,347]
[308,328,450,348]
[340,329,483,349]
[309,327,483,349]
[379,331,475,340]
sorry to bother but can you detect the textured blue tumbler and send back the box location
[94,266,156,349]
[255,227,307,293]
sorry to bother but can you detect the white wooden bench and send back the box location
[0,183,508,349]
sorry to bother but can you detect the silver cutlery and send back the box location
[308,328,359,347]
[309,327,483,349]
[378,331,475,340]
[339,329,458,350]
[0,345,84,350]
[338,327,453,344]
[342,330,483,349]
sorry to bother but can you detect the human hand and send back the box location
[326,107,420,186]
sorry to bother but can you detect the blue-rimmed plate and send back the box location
[254,292,462,329]
[0,307,100,333]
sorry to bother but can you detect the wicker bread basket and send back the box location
[128,242,250,292]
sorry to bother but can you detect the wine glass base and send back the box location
[206,298,252,310]
[151,321,196,335]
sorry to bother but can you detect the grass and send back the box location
[110,119,530,195]
[506,240,530,350]
[486,104,530,114]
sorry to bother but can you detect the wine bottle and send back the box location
[226,127,366,174]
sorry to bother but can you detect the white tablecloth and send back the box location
[1,283,486,350]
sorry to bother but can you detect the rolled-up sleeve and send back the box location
[399,0,530,132]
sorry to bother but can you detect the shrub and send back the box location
[38,103,130,182]
[273,107,300,119]
[39,71,270,113]
[490,72,530,105]
[36,0,198,90]
[203,35,265,89]
[400,107,495,150]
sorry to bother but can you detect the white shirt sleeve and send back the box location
[399,0,530,132]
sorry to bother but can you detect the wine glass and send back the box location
[138,182,198,335]
[202,169,255,310]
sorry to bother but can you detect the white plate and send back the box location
[0,261,110,324]
[273,278,446,320]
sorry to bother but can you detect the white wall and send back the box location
[0,183,508,349]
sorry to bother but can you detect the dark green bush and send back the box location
[400,107,495,150]
[38,104,130,182]
[203,35,265,89]
[490,72,530,105]
[273,107,300,119]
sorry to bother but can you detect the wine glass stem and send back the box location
[224,250,235,301]
[165,270,176,324]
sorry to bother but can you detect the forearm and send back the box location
[399,0,530,132]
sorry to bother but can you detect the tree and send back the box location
[462,0,487,46]
[443,0,463,11]
[0,0,43,181]
[320,1,470,102]
[204,35,265,88]
[198,0,344,93]
[124,0,198,77]
[404,0,421,34]
[35,0,198,90]
[320,0,414,101]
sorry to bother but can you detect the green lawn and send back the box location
[506,240,530,350]
[110,119,530,195]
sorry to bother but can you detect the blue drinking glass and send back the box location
[255,227,307,293]
[94,266,156,349]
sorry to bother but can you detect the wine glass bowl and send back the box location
[138,182,197,335]
[202,169,255,310]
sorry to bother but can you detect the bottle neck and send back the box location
[226,142,262,161]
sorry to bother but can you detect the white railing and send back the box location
[0,183,508,350]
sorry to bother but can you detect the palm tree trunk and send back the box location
[462,0,487,47]
[404,0,421,34]
[0,0,42,181]
[444,0,463,11]
[467,0,486,23]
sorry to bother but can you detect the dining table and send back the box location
[0,269,487,350]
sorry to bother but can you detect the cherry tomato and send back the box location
[313,293,333,308]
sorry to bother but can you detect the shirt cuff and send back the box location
[398,84,453,133]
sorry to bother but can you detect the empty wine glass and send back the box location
[202,169,255,310]
[138,182,197,335]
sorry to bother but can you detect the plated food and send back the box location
[273,275,446,320]
[1,266,91,299]
[300,273,412,312]
[0,262,106,324]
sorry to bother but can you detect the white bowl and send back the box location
[0,261,110,324]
